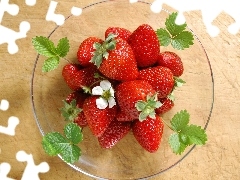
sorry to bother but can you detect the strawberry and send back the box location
[155,98,174,115]
[77,37,103,67]
[158,51,184,77]
[91,34,139,81]
[98,119,131,149]
[132,116,164,153]
[115,80,158,121]
[62,64,99,91]
[105,27,132,41]
[138,66,174,98]
[128,24,160,68]
[63,91,88,127]
[83,96,117,137]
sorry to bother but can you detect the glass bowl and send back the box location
[31,0,214,179]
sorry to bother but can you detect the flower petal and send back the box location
[109,87,115,97]
[100,80,111,90]
[92,86,103,95]
[108,97,116,108]
[96,97,108,109]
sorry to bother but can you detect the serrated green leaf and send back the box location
[42,56,60,72]
[60,100,82,122]
[156,28,171,47]
[170,110,190,132]
[64,122,83,144]
[139,112,148,122]
[60,144,81,164]
[165,12,187,36]
[136,101,147,111]
[182,125,207,145]
[56,37,70,58]
[42,132,69,156]
[169,133,187,155]
[171,31,194,50]
[32,36,57,57]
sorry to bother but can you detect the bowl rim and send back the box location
[30,0,215,179]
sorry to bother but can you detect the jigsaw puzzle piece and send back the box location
[0,163,15,180]
[46,0,65,26]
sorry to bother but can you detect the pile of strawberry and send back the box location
[61,24,184,153]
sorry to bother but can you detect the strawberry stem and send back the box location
[160,116,174,131]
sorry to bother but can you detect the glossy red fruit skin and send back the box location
[98,119,131,149]
[99,38,139,81]
[155,98,174,115]
[77,37,103,67]
[83,96,117,137]
[62,64,99,91]
[115,80,155,121]
[158,51,184,77]
[132,116,164,153]
[138,66,174,98]
[66,91,89,127]
[128,24,160,68]
[105,27,132,41]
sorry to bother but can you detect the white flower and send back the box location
[92,80,116,109]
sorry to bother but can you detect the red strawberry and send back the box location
[98,119,131,148]
[77,37,103,67]
[115,80,156,121]
[138,66,174,98]
[132,116,164,153]
[83,96,117,137]
[155,98,174,115]
[98,38,139,81]
[62,64,99,91]
[158,51,184,77]
[105,27,132,41]
[128,24,160,68]
[64,91,89,127]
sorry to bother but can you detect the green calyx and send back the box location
[60,99,82,121]
[90,33,117,68]
[135,93,162,122]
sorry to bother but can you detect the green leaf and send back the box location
[139,112,148,122]
[156,28,171,47]
[56,37,70,57]
[60,100,82,121]
[135,101,147,111]
[171,31,194,50]
[60,144,81,164]
[169,133,187,155]
[42,132,69,156]
[32,36,57,57]
[182,125,207,145]
[64,122,83,144]
[165,12,187,36]
[174,77,186,87]
[42,56,60,72]
[170,110,190,132]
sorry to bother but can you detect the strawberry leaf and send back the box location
[60,100,82,121]
[42,56,60,72]
[41,122,83,164]
[168,110,207,155]
[156,12,194,50]
[32,36,57,57]
[56,37,70,57]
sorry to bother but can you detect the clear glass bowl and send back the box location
[31,0,214,179]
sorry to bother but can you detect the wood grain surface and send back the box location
[0,0,240,179]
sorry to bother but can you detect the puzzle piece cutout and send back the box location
[0,163,15,180]
[150,0,240,37]
[25,0,37,6]
[0,0,31,54]
[16,151,50,180]
[0,99,9,111]
[46,1,82,26]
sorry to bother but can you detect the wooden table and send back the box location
[0,0,239,179]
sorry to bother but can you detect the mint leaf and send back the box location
[32,36,57,57]
[171,31,194,50]
[168,110,207,155]
[156,28,171,47]
[56,37,70,57]
[42,56,60,72]
[156,12,194,50]
[165,12,187,36]
[64,122,83,144]
[41,122,83,164]
[170,110,190,132]
[60,144,81,164]
[42,132,68,156]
